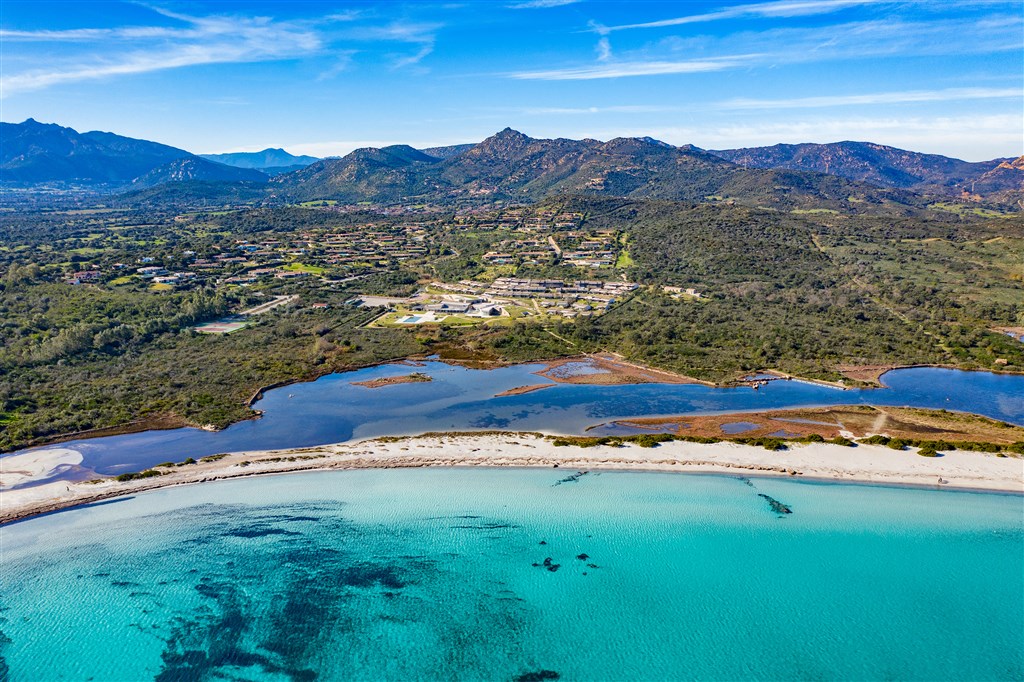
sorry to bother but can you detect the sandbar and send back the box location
[2,434,1021,526]
[0,448,83,490]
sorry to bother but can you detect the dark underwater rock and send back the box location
[553,471,588,486]
[757,493,793,515]
[515,670,560,682]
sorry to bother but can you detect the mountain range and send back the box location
[1,119,1020,210]
[708,141,1019,197]
[0,119,272,187]
[0,119,193,185]
[200,148,319,175]
[268,128,922,210]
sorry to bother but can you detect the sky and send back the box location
[1,0,1021,160]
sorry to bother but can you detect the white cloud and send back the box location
[597,0,884,34]
[508,0,583,8]
[510,55,758,80]
[654,15,1024,62]
[521,105,680,114]
[0,10,441,97]
[719,87,1024,109]
[1,9,323,97]
[342,21,441,69]
[530,15,1023,84]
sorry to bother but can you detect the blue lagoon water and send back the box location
[7,363,1024,481]
[2,469,1022,681]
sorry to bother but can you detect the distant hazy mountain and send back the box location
[420,144,475,160]
[272,128,915,211]
[0,118,191,185]
[709,142,1019,195]
[132,157,269,189]
[200,148,318,171]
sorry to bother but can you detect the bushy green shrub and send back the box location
[859,435,891,445]
[115,469,164,482]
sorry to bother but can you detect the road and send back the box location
[239,294,299,317]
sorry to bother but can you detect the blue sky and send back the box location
[1,0,1021,160]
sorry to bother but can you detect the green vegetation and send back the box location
[930,202,1005,218]
[546,431,1023,454]
[0,190,1021,454]
[115,469,164,482]
[858,434,1022,454]
[280,262,327,275]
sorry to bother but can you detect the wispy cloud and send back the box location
[521,105,681,114]
[317,51,358,81]
[508,0,584,8]
[0,9,440,96]
[1,8,323,96]
[595,0,884,34]
[489,87,1023,116]
[720,87,1024,109]
[342,21,441,68]
[510,55,759,80]
[575,15,1023,80]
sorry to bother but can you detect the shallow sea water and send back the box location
[2,469,1022,681]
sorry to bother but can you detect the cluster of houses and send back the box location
[135,265,197,286]
[425,277,636,317]
[663,285,703,299]
[307,225,430,266]
[452,208,584,232]
[485,277,637,303]
[480,229,621,270]
[223,226,430,273]
[482,237,556,265]
[557,230,619,268]
[421,297,504,317]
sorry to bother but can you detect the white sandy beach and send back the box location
[2,434,1022,525]
[0,447,83,490]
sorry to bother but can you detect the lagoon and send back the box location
[5,363,1024,482]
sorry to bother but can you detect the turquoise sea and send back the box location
[2,469,1022,681]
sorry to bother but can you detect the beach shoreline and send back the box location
[3,433,1021,526]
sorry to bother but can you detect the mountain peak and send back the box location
[467,128,536,159]
[495,127,530,140]
[199,147,319,171]
[637,136,675,149]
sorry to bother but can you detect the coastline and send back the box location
[3,432,1021,526]
[5,354,1022,457]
